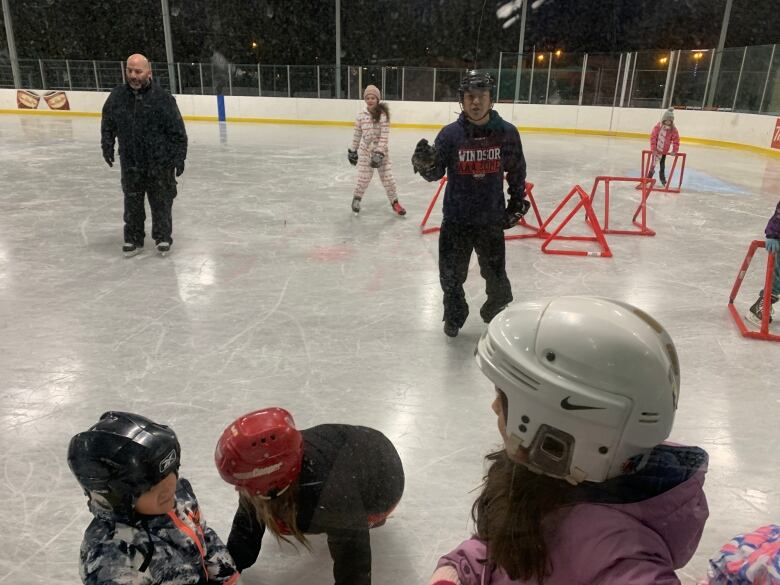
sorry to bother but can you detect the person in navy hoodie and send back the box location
[412,71,528,337]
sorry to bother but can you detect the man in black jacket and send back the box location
[101,53,188,257]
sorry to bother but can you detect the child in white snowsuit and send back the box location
[347,85,405,216]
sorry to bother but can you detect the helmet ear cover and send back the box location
[476,296,680,484]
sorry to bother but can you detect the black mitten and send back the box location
[370,151,384,168]
[504,197,531,229]
[347,149,358,166]
[411,139,437,174]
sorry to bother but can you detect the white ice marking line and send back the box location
[0,509,81,583]
[79,201,113,245]
[112,303,182,351]
[415,446,473,473]
[217,275,292,351]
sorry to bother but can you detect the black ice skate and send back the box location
[747,293,778,326]
[352,197,361,214]
[480,303,509,324]
[443,321,459,338]
[156,241,171,256]
[123,242,143,258]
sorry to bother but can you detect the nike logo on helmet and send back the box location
[560,397,605,411]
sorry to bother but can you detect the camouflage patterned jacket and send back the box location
[80,478,239,585]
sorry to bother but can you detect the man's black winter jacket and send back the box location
[101,81,187,171]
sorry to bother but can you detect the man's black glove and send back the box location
[504,197,531,229]
[103,151,114,167]
[347,149,358,166]
[175,160,185,177]
[411,139,437,175]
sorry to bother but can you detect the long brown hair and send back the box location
[370,101,390,123]
[239,484,311,550]
[471,450,574,583]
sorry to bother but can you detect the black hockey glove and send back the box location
[411,139,437,175]
[370,151,384,168]
[347,149,358,166]
[504,197,531,230]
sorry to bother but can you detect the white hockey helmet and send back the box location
[475,296,680,484]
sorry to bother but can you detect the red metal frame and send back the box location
[639,150,686,194]
[589,175,656,236]
[539,185,612,257]
[419,178,546,240]
[727,240,780,342]
[419,177,447,235]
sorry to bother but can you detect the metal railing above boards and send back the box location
[1,44,778,115]
[497,44,779,114]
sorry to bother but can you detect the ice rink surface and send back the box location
[1,113,779,584]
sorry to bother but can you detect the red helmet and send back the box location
[215,408,304,498]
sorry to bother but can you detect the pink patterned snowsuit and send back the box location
[351,109,398,203]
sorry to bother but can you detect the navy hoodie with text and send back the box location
[421,110,526,225]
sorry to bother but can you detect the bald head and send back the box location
[126,54,152,90]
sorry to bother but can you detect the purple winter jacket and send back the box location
[765,201,780,239]
[435,445,708,585]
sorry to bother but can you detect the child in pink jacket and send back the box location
[648,108,681,186]
[428,296,708,585]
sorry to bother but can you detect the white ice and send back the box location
[1,115,779,584]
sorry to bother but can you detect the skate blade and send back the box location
[745,312,772,327]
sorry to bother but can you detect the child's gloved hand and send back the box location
[766,238,780,254]
[347,149,358,166]
[370,151,384,168]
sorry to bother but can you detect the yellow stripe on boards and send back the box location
[1,108,779,158]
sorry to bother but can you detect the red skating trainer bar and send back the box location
[727,240,780,342]
[589,176,656,236]
[419,178,545,240]
[640,150,686,194]
[419,177,447,235]
[540,185,612,258]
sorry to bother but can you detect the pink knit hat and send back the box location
[363,85,381,100]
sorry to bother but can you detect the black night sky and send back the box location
[2,0,779,66]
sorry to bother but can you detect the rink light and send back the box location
[537,54,545,62]
[693,52,703,60]
[251,41,258,49]
[555,49,562,57]
[659,56,669,65]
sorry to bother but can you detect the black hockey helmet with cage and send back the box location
[458,70,496,103]
[68,411,181,519]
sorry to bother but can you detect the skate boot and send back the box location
[391,199,406,216]
[747,292,778,326]
[123,242,143,258]
[480,302,509,324]
[351,197,361,214]
[443,321,459,338]
[156,241,171,256]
